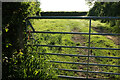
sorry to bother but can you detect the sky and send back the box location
[39,0,91,12]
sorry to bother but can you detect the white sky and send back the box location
[39,0,90,11]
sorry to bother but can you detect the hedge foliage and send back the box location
[2,2,48,79]
[88,2,120,33]
[41,11,88,16]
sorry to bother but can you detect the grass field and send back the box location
[27,19,120,79]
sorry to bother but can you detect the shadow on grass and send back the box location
[92,25,111,33]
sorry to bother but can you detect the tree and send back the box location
[2,2,40,79]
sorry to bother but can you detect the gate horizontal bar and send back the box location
[37,52,120,59]
[50,61,120,67]
[56,68,120,75]
[27,31,120,36]
[58,75,100,80]
[27,45,120,50]
[26,16,120,20]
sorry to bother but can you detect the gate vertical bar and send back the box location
[118,35,120,79]
[87,19,91,79]
[25,20,27,45]
[24,20,28,60]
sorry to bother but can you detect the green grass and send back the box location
[27,19,120,79]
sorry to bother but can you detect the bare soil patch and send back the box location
[71,28,103,79]
[92,27,120,46]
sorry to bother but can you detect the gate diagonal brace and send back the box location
[27,20,35,32]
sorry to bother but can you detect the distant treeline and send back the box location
[41,12,88,16]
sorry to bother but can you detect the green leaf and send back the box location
[23,20,26,22]
[6,45,9,48]
[5,28,9,32]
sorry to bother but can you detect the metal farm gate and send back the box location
[25,16,120,80]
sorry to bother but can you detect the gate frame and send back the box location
[25,16,120,80]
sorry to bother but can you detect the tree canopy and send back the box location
[88,2,120,17]
[88,2,120,33]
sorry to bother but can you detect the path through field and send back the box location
[71,27,104,79]
[71,20,119,79]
